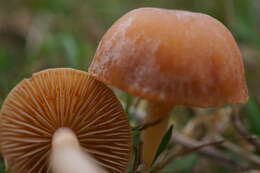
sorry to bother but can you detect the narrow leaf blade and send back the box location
[152,125,173,166]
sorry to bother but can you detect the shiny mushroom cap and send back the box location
[0,68,132,173]
[89,8,248,107]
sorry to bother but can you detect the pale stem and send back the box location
[51,128,107,173]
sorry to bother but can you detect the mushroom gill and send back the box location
[0,68,132,173]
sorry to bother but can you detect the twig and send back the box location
[138,117,166,131]
[218,136,260,167]
[170,132,250,171]
[132,140,144,173]
[176,139,225,156]
[232,108,260,149]
[152,139,225,171]
[132,145,140,171]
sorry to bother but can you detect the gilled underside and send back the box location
[0,68,131,173]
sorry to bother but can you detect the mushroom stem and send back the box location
[51,128,106,173]
[142,101,173,169]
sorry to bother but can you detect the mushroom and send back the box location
[88,8,249,168]
[0,68,132,173]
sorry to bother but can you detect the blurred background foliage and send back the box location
[0,0,260,172]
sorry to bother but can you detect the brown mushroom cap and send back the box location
[0,68,132,173]
[89,8,248,107]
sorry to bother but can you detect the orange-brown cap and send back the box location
[89,8,248,107]
[0,68,132,173]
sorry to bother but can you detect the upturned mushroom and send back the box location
[0,68,132,173]
[88,8,249,168]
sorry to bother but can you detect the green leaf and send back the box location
[151,125,173,166]
[245,99,260,136]
[0,156,5,173]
